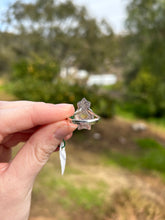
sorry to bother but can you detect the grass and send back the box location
[109,188,165,220]
[147,117,165,132]
[32,154,108,217]
[103,138,165,180]
[115,105,138,121]
[116,104,165,131]
[31,137,165,219]
[59,182,106,210]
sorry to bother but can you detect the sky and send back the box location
[72,0,129,33]
[0,0,129,33]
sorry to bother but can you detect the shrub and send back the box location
[7,57,114,118]
[124,69,165,118]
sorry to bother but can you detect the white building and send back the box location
[60,67,117,86]
[60,67,88,79]
[87,74,117,86]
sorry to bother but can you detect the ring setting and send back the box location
[71,98,100,130]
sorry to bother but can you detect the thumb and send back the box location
[8,120,77,183]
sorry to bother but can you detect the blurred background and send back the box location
[1,0,165,219]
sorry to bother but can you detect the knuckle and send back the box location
[33,143,56,164]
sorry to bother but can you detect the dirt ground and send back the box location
[71,116,165,153]
[29,117,165,220]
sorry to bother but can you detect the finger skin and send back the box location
[6,120,77,183]
[64,133,73,141]
[54,133,73,152]
[0,130,73,160]
[1,132,34,148]
[0,102,74,138]
[0,101,77,220]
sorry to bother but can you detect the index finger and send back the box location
[0,101,74,137]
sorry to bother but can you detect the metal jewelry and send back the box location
[59,98,100,175]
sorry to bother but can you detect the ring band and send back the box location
[71,117,100,124]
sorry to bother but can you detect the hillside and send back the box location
[29,117,165,220]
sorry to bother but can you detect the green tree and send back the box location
[123,0,165,117]
[0,0,115,118]
[126,0,165,76]
[2,0,115,73]
[8,56,114,118]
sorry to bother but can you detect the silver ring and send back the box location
[71,117,100,124]
[70,98,100,127]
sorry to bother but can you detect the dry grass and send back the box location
[30,142,165,220]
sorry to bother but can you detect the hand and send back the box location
[0,101,77,220]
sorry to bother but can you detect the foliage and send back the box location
[123,0,165,118]
[0,32,19,75]
[124,69,165,118]
[12,57,59,82]
[1,0,115,73]
[0,0,116,119]
[126,0,165,75]
[8,57,114,118]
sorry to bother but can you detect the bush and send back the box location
[123,69,165,118]
[7,58,114,118]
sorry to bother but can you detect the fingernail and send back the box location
[54,104,75,117]
[55,103,74,109]
[54,124,77,140]
[47,103,74,112]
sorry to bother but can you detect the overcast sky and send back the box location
[0,0,129,33]
[72,0,129,33]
